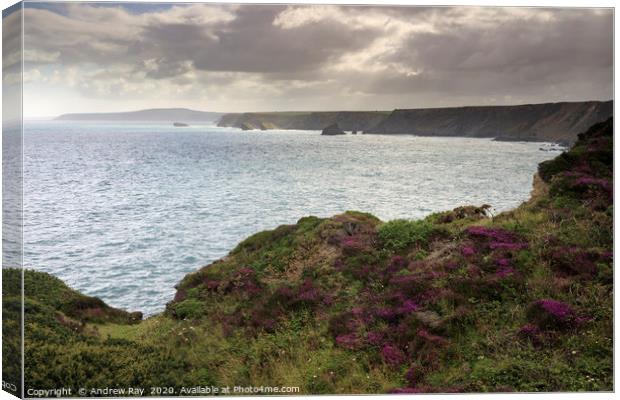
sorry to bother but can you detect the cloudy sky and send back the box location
[6,2,614,117]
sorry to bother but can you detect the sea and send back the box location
[16,121,560,315]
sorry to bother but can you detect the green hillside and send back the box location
[7,118,613,395]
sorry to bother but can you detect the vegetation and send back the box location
[5,118,612,395]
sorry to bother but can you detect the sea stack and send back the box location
[173,122,189,127]
[321,123,346,135]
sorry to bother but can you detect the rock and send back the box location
[351,130,358,134]
[173,122,189,127]
[129,311,143,322]
[321,123,345,135]
[240,122,256,131]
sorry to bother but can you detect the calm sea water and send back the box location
[21,121,558,315]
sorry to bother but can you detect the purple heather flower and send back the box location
[381,345,406,367]
[518,323,540,336]
[536,299,573,320]
[389,387,423,394]
[335,333,360,350]
[404,367,418,385]
[417,329,448,346]
[495,266,516,279]
[496,258,511,267]
[376,307,398,321]
[528,298,582,330]
[390,255,407,268]
[446,261,459,270]
[366,331,384,346]
[461,246,476,256]
[398,300,420,314]
[351,307,364,316]
[389,274,418,286]
[489,242,528,251]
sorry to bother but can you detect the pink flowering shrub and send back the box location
[366,331,385,346]
[404,367,419,385]
[461,246,476,256]
[466,226,528,252]
[335,333,360,350]
[495,266,517,279]
[527,299,578,330]
[517,323,543,346]
[381,344,406,367]
[547,246,601,277]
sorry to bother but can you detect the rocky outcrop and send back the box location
[240,122,256,131]
[321,123,346,135]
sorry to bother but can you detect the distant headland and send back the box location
[55,108,222,123]
[55,100,612,144]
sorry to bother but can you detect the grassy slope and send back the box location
[12,118,613,394]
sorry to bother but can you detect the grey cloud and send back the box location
[18,4,613,113]
[136,5,382,77]
[368,8,612,100]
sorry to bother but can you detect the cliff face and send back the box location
[16,119,613,394]
[218,101,612,143]
[367,101,612,142]
[217,111,390,131]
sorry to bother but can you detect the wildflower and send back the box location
[366,331,384,346]
[390,255,407,268]
[404,367,418,385]
[461,246,476,256]
[376,307,398,322]
[417,329,449,346]
[528,299,580,330]
[389,387,423,394]
[496,258,511,267]
[397,300,420,314]
[381,345,406,367]
[495,266,516,279]
[335,333,360,350]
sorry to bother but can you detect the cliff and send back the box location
[217,101,612,143]
[367,101,612,143]
[10,119,613,394]
[217,111,390,132]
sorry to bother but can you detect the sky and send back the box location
[3,2,614,117]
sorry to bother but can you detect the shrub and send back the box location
[381,344,406,367]
[171,299,203,320]
[378,219,437,251]
[527,299,577,330]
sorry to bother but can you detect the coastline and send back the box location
[9,118,613,394]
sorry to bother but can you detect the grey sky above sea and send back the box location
[4,2,613,117]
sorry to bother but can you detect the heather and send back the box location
[13,118,613,394]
